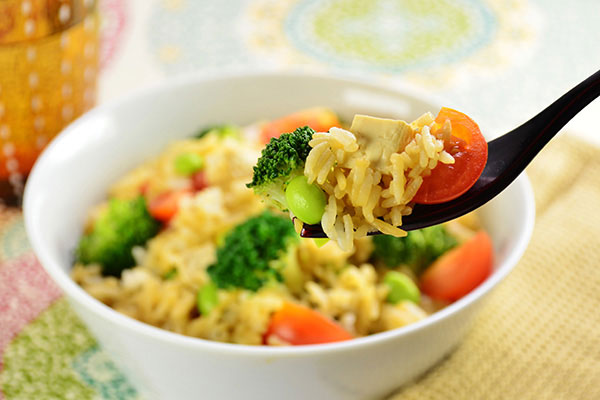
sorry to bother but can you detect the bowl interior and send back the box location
[24,72,534,351]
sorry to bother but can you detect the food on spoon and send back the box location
[247,126,316,212]
[249,108,488,251]
[412,108,488,204]
[72,108,492,346]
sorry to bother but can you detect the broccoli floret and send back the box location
[207,210,298,291]
[76,196,160,276]
[372,225,457,275]
[247,126,315,210]
[195,124,241,139]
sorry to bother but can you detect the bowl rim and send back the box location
[23,70,536,357]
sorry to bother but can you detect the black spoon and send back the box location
[301,68,600,238]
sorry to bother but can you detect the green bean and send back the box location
[285,175,326,225]
[174,152,204,176]
[197,282,218,315]
[384,271,420,304]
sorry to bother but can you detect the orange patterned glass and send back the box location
[0,0,99,205]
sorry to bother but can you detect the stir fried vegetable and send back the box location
[207,211,298,291]
[372,226,457,275]
[260,107,341,143]
[413,107,488,204]
[76,196,160,276]
[421,231,493,301]
[247,126,319,213]
[264,302,353,345]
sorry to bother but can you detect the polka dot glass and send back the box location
[0,0,99,206]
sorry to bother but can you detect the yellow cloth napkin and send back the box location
[391,134,600,400]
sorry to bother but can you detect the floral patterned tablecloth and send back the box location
[1,1,600,398]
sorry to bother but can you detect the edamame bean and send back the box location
[384,271,421,304]
[197,282,219,315]
[285,175,326,225]
[174,152,204,176]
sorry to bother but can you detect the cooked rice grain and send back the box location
[304,114,454,251]
[73,115,461,346]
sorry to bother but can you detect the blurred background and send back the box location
[99,0,600,141]
[1,0,599,398]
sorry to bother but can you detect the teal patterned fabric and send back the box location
[1,300,138,399]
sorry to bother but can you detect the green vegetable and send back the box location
[174,152,204,176]
[195,124,241,139]
[247,126,315,210]
[313,238,330,247]
[76,196,160,276]
[197,282,219,315]
[215,230,228,247]
[372,225,457,275]
[384,271,420,304]
[163,267,178,280]
[285,175,326,224]
[207,210,298,291]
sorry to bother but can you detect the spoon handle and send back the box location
[392,68,600,233]
[486,68,600,182]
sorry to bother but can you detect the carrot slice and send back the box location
[412,108,488,204]
[148,189,192,223]
[264,302,353,345]
[420,231,493,302]
[260,108,341,143]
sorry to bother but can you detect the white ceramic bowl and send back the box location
[24,72,535,400]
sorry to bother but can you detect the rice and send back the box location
[304,113,455,251]
[71,114,469,346]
